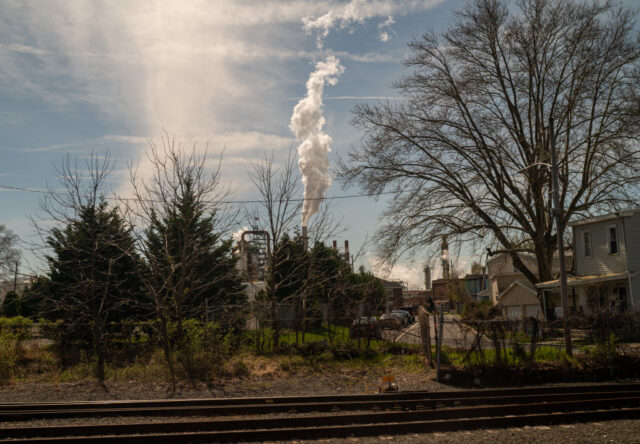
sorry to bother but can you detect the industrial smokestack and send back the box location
[332,240,337,250]
[344,240,349,264]
[441,236,450,280]
[301,225,308,251]
[424,265,431,290]
[289,56,344,227]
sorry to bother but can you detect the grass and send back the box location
[2,320,617,387]
[443,345,576,368]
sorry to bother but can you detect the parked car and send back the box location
[398,306,418,323]
[391,310,411,326]
[349,317,382,339]
[379,313,403,330]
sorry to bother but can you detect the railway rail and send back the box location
[1,383,639,442]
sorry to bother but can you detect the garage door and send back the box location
[506,306,521,319]
[524,304,540,318]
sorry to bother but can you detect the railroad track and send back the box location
[1,383,639,442]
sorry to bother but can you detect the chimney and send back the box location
[344,240,350,264]
[332,240,337,250]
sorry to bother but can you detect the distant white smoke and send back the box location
[289,55,344,227]
[232,226,249,242]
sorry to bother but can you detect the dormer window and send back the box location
[608,225,618,255]
[583,230,591,257]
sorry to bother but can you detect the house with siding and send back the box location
[483,252,572,319]
[537,209,640,314]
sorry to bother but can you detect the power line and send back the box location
[0,183,395,204]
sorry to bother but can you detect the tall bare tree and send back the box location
[246,149,302,350]
[341,0,640,286]
[126,135,243,389]
[247,149,344,348]
[0,225,20,282]
[34,153,142,382]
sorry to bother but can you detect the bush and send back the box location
[104,320,158,366]
[38,319,85,367]
[173,319,238,382]
[461,300,497,321]
[0,316,34,384]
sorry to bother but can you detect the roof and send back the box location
[464,274,484,280]
[498,280,538,303]
[536,272,635,289]
[569,209,640,227]
[486,251,535,266]
[378,278,406,289]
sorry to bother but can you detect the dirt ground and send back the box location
[0,366,450,402]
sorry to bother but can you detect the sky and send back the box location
[0,0,477,288]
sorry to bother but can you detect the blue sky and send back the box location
[0,0,475,287]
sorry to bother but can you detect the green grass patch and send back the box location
[443,345,576,369]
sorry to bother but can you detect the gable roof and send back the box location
[569,209,640,227]
[497,279,537,301]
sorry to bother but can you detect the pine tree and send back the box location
[144,177,244,322]
[45,200,143,380]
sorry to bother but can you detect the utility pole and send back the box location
[12,260,18,292]
[549,118,572,357]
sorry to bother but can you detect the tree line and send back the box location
[0,137,383,388]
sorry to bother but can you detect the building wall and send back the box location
[431,280,450,306]
[402,290,428,306]
[574,218,628,276]
[623,213,640,310]
[464,275,486,301]
[487,253,538,277]
[500,284,542,319]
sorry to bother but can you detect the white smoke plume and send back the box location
[232,226,250,242]
[289,55,344,227]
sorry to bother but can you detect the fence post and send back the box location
[418,307,432,366]
[436,307,444,382]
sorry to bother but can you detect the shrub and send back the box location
[38,319,85,367]
[173,319,238,382]
[0,316,34,384]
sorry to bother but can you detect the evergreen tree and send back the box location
[144,177,245,323]
[45,200,144,379]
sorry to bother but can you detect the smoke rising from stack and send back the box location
[289,55,344,227]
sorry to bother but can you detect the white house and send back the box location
[537,209,640,314]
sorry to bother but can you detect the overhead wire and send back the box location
[0,183,395,204]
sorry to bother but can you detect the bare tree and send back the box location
[126,135,243,390]
[246,149,302,350]
[341,0,640,286]
[247,149,345,348]
[0,225,20,282]
[33,153,142,382]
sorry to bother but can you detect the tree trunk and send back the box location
[159,312,176,394]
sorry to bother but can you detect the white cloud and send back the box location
[378,15,394,42]
[378,15,396,29]
[302,0,443,47]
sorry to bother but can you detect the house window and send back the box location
[615,287,628,312]
[608,225,618,255]
[583,230,591,257]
